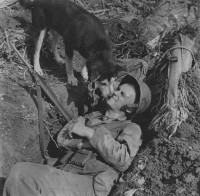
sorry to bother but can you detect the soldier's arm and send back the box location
[89,123,142,172]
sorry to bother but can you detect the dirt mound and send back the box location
[0,70,41,179]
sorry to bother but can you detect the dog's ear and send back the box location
[101,65,124,81]
[108,63,126,77]
[115,64,127,72]
[101,61,127,80]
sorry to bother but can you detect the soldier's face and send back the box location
[107,84,136,111]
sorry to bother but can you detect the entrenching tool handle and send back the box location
[9,42,72,122]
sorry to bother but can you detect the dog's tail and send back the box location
[18,0,36,8]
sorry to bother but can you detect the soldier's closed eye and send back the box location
[121,91,126,97]
[99,80,108,86]
[100,82,107,85]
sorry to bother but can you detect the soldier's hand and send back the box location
[60,119,76,139]
[70,116,94,139]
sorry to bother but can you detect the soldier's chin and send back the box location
[107,101,119,112]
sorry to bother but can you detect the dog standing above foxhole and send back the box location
[18,0,119,85]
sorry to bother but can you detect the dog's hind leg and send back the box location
[65,52,78,86]
[34,29,46,76]
[50,30,65,64]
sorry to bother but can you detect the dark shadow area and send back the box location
[46,133,65,158]
[0,177,6,196]
[14,15,30,29]
[133,106,157,147]
[66,71,89,116]
[197,181,200,195]
[131,67,162,147]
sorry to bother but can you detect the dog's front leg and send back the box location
[81,58,88,81]
[65,55,78,86]
[50,30,65,64]
[34,29,46,76]
[64,38,78,86]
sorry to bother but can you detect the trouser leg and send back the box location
[3,162,95,196]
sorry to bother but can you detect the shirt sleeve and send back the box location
[89,123,142,172]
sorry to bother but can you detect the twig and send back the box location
[74,0,85,8]
[95,11,107,17]
[168,117,184,139]
[4,30,11,55]
[43,119,52,126]
[0,40,5,49]
[0,1,17,9]
[46,127,59,148]
[44,123,59,149]
[131,0,141,7]
[189,87,200,106]
[115,40,130,46]
[168,123,178,139]
[8,29,27,36]
[101,0,105,9]
[23,69,27,81]
[9,41,33,70]
[16,115,37,122]
[125,49,131,58]
[89,9,109,14]
[23,46,26,58]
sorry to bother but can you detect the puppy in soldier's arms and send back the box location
[18,0,119,85]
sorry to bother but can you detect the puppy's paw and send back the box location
[35,66,43,76]
[68,75,78,86]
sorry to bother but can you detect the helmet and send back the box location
[119,74,151,117]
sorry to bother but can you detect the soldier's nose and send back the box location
[113,91,119,99]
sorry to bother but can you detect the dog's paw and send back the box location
[81,66,89,81]
[68,75,78,86]
[55,56,65,64]
[35,67,44,76]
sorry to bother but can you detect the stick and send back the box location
[101,0,105,9]
[9,41,72,122]
[75,0,85,8]
[9,42,32,70]
[5,30,11,55]
[89,9,109,14]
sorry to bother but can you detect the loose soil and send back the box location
[0,1,200,196]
